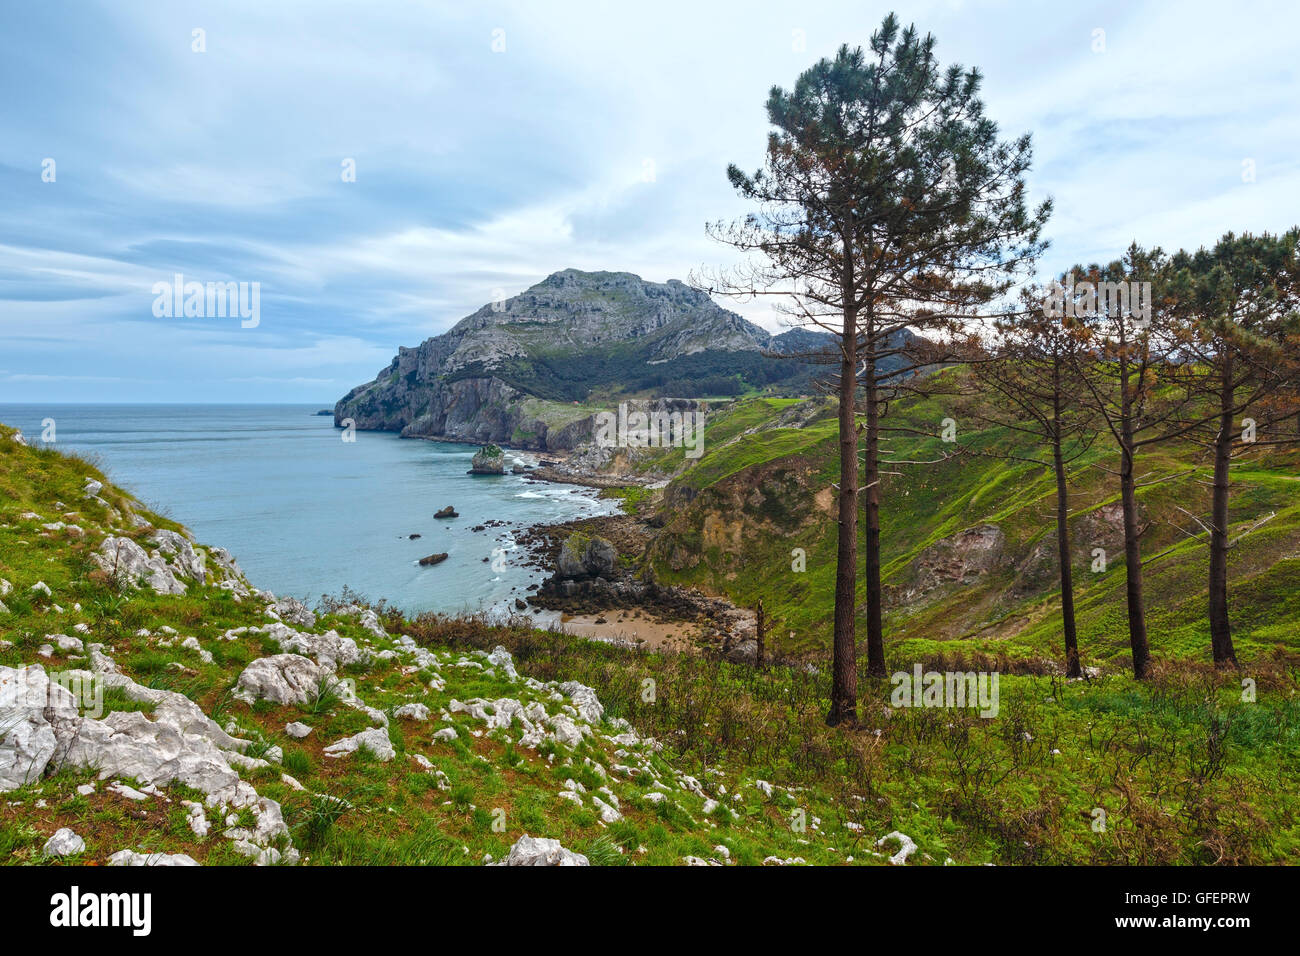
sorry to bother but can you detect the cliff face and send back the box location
[334,269,804,449]
[337,371,527,442]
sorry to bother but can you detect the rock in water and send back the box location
[468,444,505,475]
[418,552,449,566]
[434,506,458,518]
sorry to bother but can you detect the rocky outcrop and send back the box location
[323,727,395,761]
[556,533,618,580]
[894,524,1007,605]
[1,663,293,862]
[469,444,505,474]
[492,834,589,866]
[233,654,325,706]
[109,850,200,866]
[92,536,188,595]
[270,596,316,629]
[44,828,85,857]
[334,269,781,446]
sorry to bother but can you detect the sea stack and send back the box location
[469,444,505,475]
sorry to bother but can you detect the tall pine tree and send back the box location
[704,13,1048,724]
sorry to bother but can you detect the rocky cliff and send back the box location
[334,269,823,450]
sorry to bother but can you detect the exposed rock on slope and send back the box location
[894,524,1008,605]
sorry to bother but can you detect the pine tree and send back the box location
[702,13,1048,724]
[966,289,1098,676]
[1165,229,1300,666]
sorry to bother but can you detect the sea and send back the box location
[0,404,616,616]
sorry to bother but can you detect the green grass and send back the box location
[647,371,1300,673]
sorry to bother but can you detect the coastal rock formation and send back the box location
[2,419,906,867]
[469,444,505,475]
[556,533,618,580]
[333,269,825,450]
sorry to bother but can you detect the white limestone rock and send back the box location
[233,654,326,706]
[265,621,364,670]
[182,800,210,838]
[108,781,150,801]
[394,702,430,721]
[152,529,206,581]
[269,597,316,628]
[0,665,79,790]
[92,537,186,595]
[323,727,395,761]
[878,831,918,865]
[490,834,589,866]
[108,849,199,867]
[559,680,604,724]
[487,646,518,680]
[592,795,622,824]
[43,827,86,857]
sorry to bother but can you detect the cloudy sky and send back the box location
[2,0,1297,403]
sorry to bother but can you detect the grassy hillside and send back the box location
[3,422,1298,865]
[647,380,1300,673]
[0,425,917,866]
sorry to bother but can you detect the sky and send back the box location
[1,0,1298,403]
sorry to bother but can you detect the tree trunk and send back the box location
[1118,402,1151,679]
[1208,357,1237,666]
[1051,420,1081,677]
[827,277,859,726]
[862,344,887,678]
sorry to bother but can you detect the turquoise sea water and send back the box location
[0,404,615,615]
